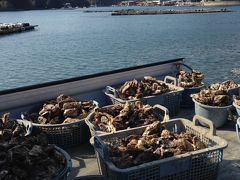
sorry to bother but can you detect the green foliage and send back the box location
[2,0,91,9]
[35,0,47,8]
[46,0,63,8]
[9,0,31,9]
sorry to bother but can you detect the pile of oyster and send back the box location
[117,76,173,100]
[0,113,27,142]
[208,80,238,91]
[23,94,96,124]
[90,102,162,133]
[105,121,206,169]
[177,70,204,88]
[233,95,240,106]
[0,113,66,179]
[191,89,232,106]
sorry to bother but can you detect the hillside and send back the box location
[0,0,90,10]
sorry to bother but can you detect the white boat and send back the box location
[0,58,237,179]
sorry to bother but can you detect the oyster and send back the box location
[0,114,67,180]
[90,101,163,133]
[0,113,27,142]
[191,89,232,106]
[23,94,96,124]
[177,70,204,88]
[142,121,162,136]
[105,122,207,169]
[116,76,171,100]
[209,80,238,91]
[233,95,240,106]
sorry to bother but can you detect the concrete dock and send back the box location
[66,108,240,179]
[112,8,232,16]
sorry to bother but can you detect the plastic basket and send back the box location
[164,75,205,108]
[15,119,33,136]
[93,115,227,180]
[105,79,183,117]
[193,98,232,128]
[181,84,205,108]
[53,146,72,180]
[22,101,99,148]
[236,118,240,141]
[226,86,239,96]
[233,102,240,117]
[85,104,170,136]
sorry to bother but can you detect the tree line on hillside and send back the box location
[2,0,90,10]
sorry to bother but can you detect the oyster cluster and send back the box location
[177,70,204,88]
[105,121,206,169]
[0,113,27,142]
[191,89,232,106]
[0,114,66,180]
[233,95,240,106]
[23,94,96,124]
[208,80,238,91]
[90,102,162,133]
[117,76,173,100]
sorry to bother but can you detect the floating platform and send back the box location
[0,23,38,36]
[112,8,232,16]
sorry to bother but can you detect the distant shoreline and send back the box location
[1,2,240,12]
[201,1,240,6]
[112,8,232,16]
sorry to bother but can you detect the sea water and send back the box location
[0,6,240,90]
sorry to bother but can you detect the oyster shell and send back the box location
[191,89,232,106]
[233,95,240,106]
[0,113,67,179]
[105,122,207,169]
[90,101,162,133]
[209,80,238,91]
[23,94,96,124]
[117,76,171,100]
[177,70,204,88]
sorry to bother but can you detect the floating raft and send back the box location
[112,8,231,16]
[0,23,38,35]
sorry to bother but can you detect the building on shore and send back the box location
[200,0,240,6]
[117,0,240,6]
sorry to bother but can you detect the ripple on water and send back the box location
[0,7,240,90]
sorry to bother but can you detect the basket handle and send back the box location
[85,112,97,130]
[16,119,33,136]
[94,136,110,161]
[193,115,216,136]
[93,100,99,109]
[236,118,240,141]
[105,86,118,98]
[164,76,177,86]
[153,104,170,122]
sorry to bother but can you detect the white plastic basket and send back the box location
[105,78,183,117]
[93,115,227,180]
[85,103,170,136]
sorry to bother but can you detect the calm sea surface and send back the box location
[0,6,240,90]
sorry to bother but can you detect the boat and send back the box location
[0,58,238,179]
[62,3,75,9]
[0,23,38,36]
